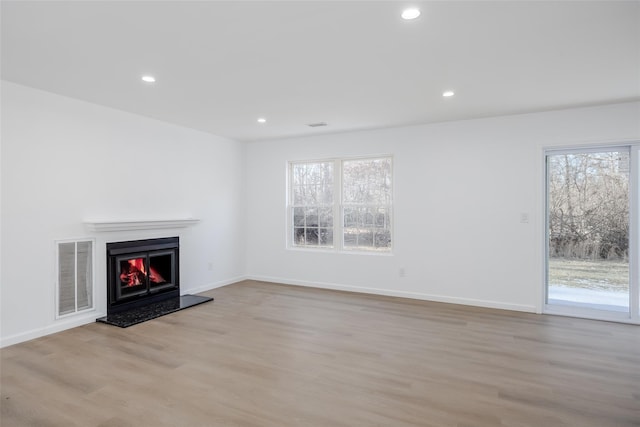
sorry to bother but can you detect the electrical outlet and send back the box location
[520,213,529,223]
[399,267,406,278]
[208,262,213,271]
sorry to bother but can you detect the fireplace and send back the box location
[106,237,180,313]
[97,236,212,327]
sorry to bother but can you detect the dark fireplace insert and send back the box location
[106,237,180,314]
[97,236,212,327]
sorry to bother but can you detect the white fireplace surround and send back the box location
[84,218,200,233]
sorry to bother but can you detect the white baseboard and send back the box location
[1,276,249,348]
[2,275,536,348]
[184,275,248,295]
[246,275,537,314]
[1,311,103,348]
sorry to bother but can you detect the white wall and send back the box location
[1,81,246,346]
[245,102,640,312]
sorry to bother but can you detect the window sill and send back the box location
[286,246,394,256]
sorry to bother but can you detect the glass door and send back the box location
[545,146,638,321]
[116,254,149,299]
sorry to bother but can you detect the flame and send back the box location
[148,266,166,284]
[120,258,166,287]
[128,258,146,275]
[120,258,146,287]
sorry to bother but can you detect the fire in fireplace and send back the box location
[120,258,166,286]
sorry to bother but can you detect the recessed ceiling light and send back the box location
[401,8,420,20]
[257,118,267,124]
[443,91,455,97]
[141,75,156,83]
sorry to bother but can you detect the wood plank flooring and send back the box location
[2,280,639,426]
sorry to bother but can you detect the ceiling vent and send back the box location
[307,122,327,127]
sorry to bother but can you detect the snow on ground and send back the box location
[548,285,629,312]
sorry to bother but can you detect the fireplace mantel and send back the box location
[84,218,200,232]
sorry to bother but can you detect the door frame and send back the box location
[542,142,640,324]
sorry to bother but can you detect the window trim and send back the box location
[287,155,394,254]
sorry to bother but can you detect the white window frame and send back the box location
[287,155,393,254]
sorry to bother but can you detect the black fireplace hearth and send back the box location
[96,237,212,327]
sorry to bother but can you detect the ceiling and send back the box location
[2,1,639,142]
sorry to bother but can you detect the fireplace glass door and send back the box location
[115,251,177,300]
[116,253,149,299]
[148,251,176,292]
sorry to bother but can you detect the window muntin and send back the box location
[289,156,392,252]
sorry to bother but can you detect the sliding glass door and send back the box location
[545,145,639,322]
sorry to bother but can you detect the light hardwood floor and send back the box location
[1,280,639,427]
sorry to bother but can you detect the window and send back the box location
[291,161,334,248]
[342,158,393,250]
[289,156,392,252]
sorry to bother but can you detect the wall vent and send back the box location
[307,122,328,127]
[56,239,95,318]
